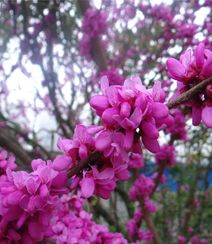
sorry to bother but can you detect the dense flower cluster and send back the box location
[177,235,186,244]
[0,157,68,243]
[129,175,155,201]
[155,144,176,167]
[79,34,92,61]
[48,193,139,244]
[53,75,173,200]
[79,8,108,61]
[165,109,187,141]
[53,124,130,200]
[81,8,108,38]
[90,76,173,154]
[190,236,199,244]
[167,42,212,127]
[100,67,124,86]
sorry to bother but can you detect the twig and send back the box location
[37,238,56,244]
[66,150,102,178]
[166,76,212,109]
[150,162,167,198]
[0,127,32,167]
[138,196,163,244]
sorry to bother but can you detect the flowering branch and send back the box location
[166,75,212,109]
[66,150,102,178]
[78,0,108,72]
[138,195,162,244]
[142,209,163,244]
[150,162,167,198]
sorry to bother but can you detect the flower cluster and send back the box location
[79,34,92,61]
[129,175,155,201]
[177,235,186,244]
[90,76,173,155]
[190,236,199,244]
[126,208,153,242]
[79,8,108,61]
[48,193,139,244]
[167,42,212,127]
[0,149,16,176]
[81,8,108,38]
[53,124,130,200]
[155,144,176,167]
[53,76,173,200]
[165,109,187,141]
[0,158,68,243]
[100,67,124,86]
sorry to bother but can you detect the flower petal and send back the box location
[80,177,95,198]
[202,105,212,128]
[53,155,72,171]
[142,135,160,153]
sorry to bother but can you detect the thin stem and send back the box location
[138,196,163,244]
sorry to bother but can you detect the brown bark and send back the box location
[166,76,212,109]
[0,127,32,167]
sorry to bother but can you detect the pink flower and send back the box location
[177,235,186,244]
[90,76,172,154]
[81,8,108,38]
[167,43,212,128]
[80,165,115,199]
[129,175,155,201]
[53,125,95,171]
[201,239,209,244]
[49,193,132,243]
[133,208,143,222]
[155,144,176,167]
[126,219,138,239]
[129,153,144,168]
[165,109,187,141]
[188,227,194,232]
[0,159,68,243]
[190,236,199,244]
[193,199,200,207]
[79,34,92,61]
[100,67,124,85]
[144,196,157,214]
[0,150,17,176]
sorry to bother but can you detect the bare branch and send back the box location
[0,127,32,167]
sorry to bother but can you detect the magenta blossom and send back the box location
[81,8,108,38]
[0,158,68,243]
[167,43,212,128]
[165,109,187,141]
[90,76,173,154]
[0,149,17,176]
[177,236,186,244]
[49,193,138,244]
[129,175,155,201]
[155,144,176,167]
[190,236,199,244]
